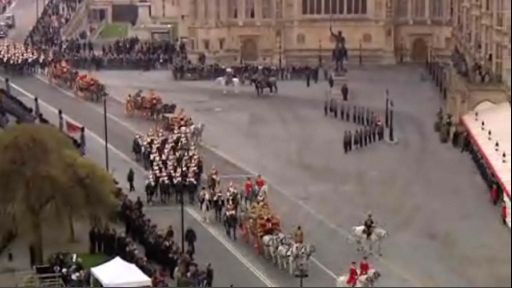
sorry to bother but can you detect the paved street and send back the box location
[3,68,510,287]
[1,0,510,285]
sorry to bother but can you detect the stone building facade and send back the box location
[178,0,453,65]
[445,0,511,121]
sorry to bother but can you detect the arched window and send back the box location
[228,0,237,18]
[413,0,425,18]
[430,0,443,18]
[395,0,408,18]
[262,0,272,18]
[297,33,306,45]
[246,0,255,18]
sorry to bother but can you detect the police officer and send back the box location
[354,130,360,149]
[340,103,345,120]
[359,128,364,147]
[343,131,348,154]
[353,106,357,123]
[348,131,353,151]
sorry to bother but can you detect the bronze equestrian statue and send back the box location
[329,26,348,73]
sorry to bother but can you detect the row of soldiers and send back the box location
[325,100,378,127]
[343,124,385,153]
[0,42,42,75]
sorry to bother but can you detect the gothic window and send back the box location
[297,33,306,45]
[246,0,255,18]
[413,0,425,18]
[276,0,283,18]
[338,0,344,14]
[361,0,366,13]
[315,0,322,14]
[262,0,272,18]
[228,0,237,18]
[324,0,330,14]
[331,0,338,14]
[430,0,443,18]
[215,0,221,20]
[203,39,210,51]
[354,0,360,14]
[309,0,315,14]
[191,0,198,19]
[395,0,408,18]
[347,0,353,14]
[204,0,209,19]
[302,0,308,14]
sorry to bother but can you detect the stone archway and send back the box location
[411,38,428,63]
[241,38,258,62]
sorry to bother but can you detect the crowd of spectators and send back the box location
[117,194,213,287]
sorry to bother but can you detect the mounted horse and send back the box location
[252,74,278,97]
[350,225,388,256]
[215,68,240,94]
[336,269,381,287]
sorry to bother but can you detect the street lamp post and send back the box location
[180,187,185,253]
[389,100,395,142]
[359,39,363,66]
[103,96,110,171]
[385,89,389,128]
[295,263,308,288]
[318,39,322,66]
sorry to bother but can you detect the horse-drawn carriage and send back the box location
[74,73,107,102]
[241,199,282,254]
[125,90,164,119]
[49,61,77,89]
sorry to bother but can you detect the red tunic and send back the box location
[490,187,498,204]
[359,261,369,276]
[256,178,266,190]
[346,267,358,286]
[245,181,253,197]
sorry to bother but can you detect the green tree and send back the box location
[0,124,117,265]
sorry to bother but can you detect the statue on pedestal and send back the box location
[329,25,348,73]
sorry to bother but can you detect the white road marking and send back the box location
[4,77,276,287]
[26,75,423,285]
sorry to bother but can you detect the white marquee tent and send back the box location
[90,257,151,287]
[461,102,511,227]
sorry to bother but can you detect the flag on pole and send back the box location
[65,120,82,134]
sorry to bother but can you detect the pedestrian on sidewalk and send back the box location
[185,227,197,256]
[127,168,135,192]
[205,263,214,287]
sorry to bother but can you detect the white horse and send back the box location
[335,269,381,287]
[262,233,284,263]
[215,76,240,94]
[276,239,293,271]
[288,243,316,275]
[350,226,388,256]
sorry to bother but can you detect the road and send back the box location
[38,66,512,287]
[3,68,510,286]
[2,0,511,285]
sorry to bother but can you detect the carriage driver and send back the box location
[363,213,375,240]
[293,225,304,244]
[225,68,233,85]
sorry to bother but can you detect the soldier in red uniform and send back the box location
[359,256,370,276]
[346,262,358,287]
